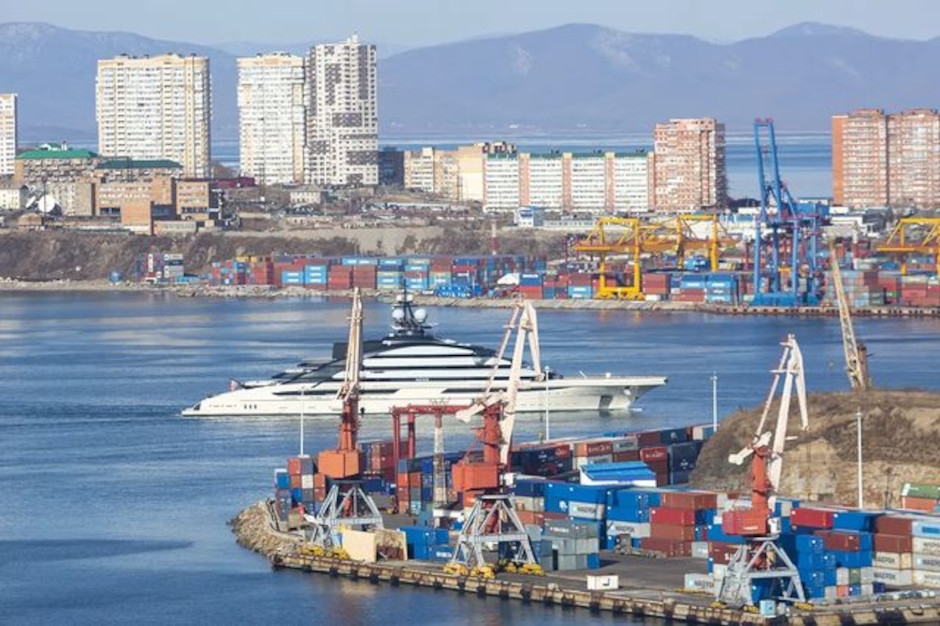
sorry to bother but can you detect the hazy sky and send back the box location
[6,0,939,45]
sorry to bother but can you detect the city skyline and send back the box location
[5,0,940,48]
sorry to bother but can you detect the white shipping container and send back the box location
[712,563,727,580]
[914,554,940,572]
[836,568,849,585]
[683,573,716,592]
[860,583,874,596]
[606,521,651,538]
[824,586,839,600]
[874,568,913,586]
[691,541,710,559]
[860,567,875,584]
[913,537,940,556]
[611,436,639,453]
[514,496,545,513]
[873,552,913,570]
[573,455,614,469]
[301,474,314,489]
[913,570,940,588]
[586,574,619,590]
[568,501,606,521]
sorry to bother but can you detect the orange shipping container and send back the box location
[318,449,361,479]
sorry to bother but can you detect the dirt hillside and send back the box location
[690,390,940,508]
[0,228,565,280]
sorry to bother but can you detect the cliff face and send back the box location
[690,390,940,508]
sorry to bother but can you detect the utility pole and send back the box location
[856,407,864,509]
[711,372,719,431]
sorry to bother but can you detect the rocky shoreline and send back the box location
[230,500,303,558]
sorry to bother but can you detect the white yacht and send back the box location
[181,296,666,417]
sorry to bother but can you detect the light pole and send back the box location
[543,366,551,442]
[711,372,719,431]
[856,407,864,509]
[299,386,306,456]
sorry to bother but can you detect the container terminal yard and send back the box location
[222,288,940,625]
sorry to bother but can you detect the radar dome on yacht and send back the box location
[414,308,428,323]
[391,308,406,321]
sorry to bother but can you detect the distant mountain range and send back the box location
[1,21,938,144]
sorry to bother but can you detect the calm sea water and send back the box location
[1,293,936,625]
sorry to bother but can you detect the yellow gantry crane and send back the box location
[828,241,871,391]
[877,217,940,276]
[572,214,736,300]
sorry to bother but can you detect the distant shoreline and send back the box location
[2,279,937,318]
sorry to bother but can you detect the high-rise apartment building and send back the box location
[652,118,726,211]
[832,108,940,209]
[305,35,377,186]
[96,54,211,177]
[831,109,889,208]
[484,150,652,212]
[237,53,306,185]
[0,94,16,176]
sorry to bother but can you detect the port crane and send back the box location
[829,241,871,391]
[716,333,809,608]
[573,214,736,300]
[751,120,825,307]
[307,288,384,549]
[444,300,543,577]
[876,217,940,277]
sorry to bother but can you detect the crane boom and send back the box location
[828,241,871,391]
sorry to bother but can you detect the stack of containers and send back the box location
[376,259,403,291]
[568,273,593,299]
[327,265,353,290]
[396,458,423,515]
[510,442,573,476]
[512,478,547,526]
[605,487,660,549]
[543,519,601,571]
[398,526,450,560]
[642,272,671,300]
[247,258,273,285]
[901,483,940,511]
[793,507,875,598]
[873,515,915,588]
[673,274,707,302]
[544,483,609,537]
[643,492,715,557]
[429,257,452,289]
[163,253,186,281]
[912,517,940,588]
[404,260,430,292]
[273,468,293,522]
[303,261,329,288]
[705,273,737,305]
[351,263,377,290]
[517,273,543,299]
[877,271,902,305]
[572,440,614,469]
[361,440,396,482]
[281,268,305,286]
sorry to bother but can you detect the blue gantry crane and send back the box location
[751,120,826,307]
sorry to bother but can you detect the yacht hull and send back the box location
[181,376,667,417]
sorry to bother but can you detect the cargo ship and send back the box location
[182,295,666,417]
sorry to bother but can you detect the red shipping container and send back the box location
[655,472,670,487]
[901,496,938,512]
[646,460,670,474]
[516,510,545,526]
[613,450,641,462]
[722,509,768,536]
[638,538,692,557]
[649,523,696,541]
[661,491,718,510]
[288,458,302,475]
[814,530,861,552]
[289,474,302,489]
[574,440,614,457]
[873,534,913,553]
[650,506,696,526]
[791,507,835,529]
[709,541,741,565]
[639,446,668,463]
[636,431,662,447]
[875,516,915,536]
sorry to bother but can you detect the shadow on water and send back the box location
[0,539,192,563]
